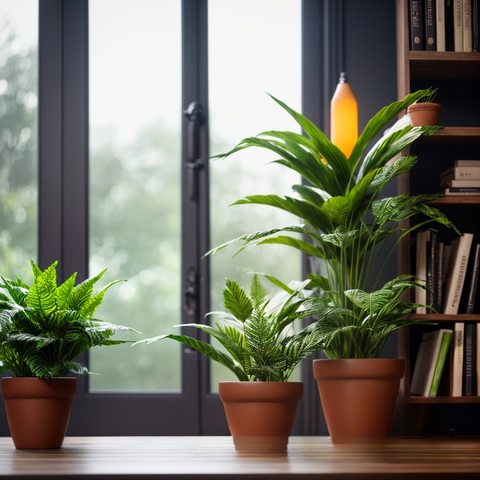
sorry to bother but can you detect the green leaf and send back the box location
[223,279,253,322]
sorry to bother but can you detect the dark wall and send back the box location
[345,0,399,357]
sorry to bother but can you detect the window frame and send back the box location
[0,0,334,436]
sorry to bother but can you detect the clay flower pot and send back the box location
[1,377,78,449]
[218,381,303,453]
[313,359,404,444]
[407,102,442,126]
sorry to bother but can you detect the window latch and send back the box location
[184,101,205,200]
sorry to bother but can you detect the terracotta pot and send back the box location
[313,359,404,444]
[218,381,303,453]
[1,377,77,449]
[407,102,442,126]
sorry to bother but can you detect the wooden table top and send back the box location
[0,436,480,479]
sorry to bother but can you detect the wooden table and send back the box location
[0,436,479,479]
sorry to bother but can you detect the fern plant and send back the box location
[0,260,137,379]
[207,89,460,359]
[135,275,324,381]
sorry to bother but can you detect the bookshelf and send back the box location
[396,0,480,436]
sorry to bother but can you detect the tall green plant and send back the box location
[207,89,460,359]
[135,275,324,381]
[0,260,138,379]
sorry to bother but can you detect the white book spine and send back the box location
[437,0,446,51]
[443,234,474,314]
[450,323,464,396]
[464,0,473,51]
[455,0,464,51]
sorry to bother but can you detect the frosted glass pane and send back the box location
[89,0,181,392]
[208,0,302,387]
[0,1,38,282]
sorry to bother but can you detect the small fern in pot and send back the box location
[136,274,324,452]
[0,260,137,449]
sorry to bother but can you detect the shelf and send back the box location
[407,396,480,404]
[408,314,480,322]
[409,51,480,79]
[430,196,480,206]
[417,127,480,143]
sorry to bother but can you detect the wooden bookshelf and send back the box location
[396,0,480,437]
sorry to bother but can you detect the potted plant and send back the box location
[407,87,442,126]
[206,89,459,443]
[135,274,324,453]
[0,260,137,449]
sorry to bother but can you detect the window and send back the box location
[0,1,38,281]
[0,0,325,436]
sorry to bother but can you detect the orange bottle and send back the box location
[330,72,358,158]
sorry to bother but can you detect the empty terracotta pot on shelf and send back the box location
[407,102,442,126]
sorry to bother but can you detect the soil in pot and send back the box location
[218,381,303,454]
[313,359,404,444]
[1,377,77,449]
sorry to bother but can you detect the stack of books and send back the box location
[409,0,479,52]
[411,324,480,397]
[440,160,480,195]
[415,231,480,315]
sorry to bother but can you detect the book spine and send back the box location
[446,0,455,49]
[437,241,444,311]
[441,166,480,182]
[455,0,464,51]
[427,233,436,307]
[455,160,480,166]
[473,0,479,50]
[444,234,474,314]
[450,322,464,396]
[411,0,426,49]
[464,0,473,51]
[466,243,480,314]
[429,331,453,396]
[426,0,437,49]
[437,0,447,50]
[447,186,480,192]
[463,323,476,395]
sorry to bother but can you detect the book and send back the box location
[463,323,476,395]
[477,325,480,394]
[437,0,446,50]
[454,0,464,51]
[426,0,437,49]
[427,231,439,309]
[443,233,474,314]
[446,0,456,49]
[415,230,430,313]
[411,329,453,396]
[444,179,480,187]
[455,160,480,166]
[436,241,445,311]
[474,0,479,50]
[445,186,480,193]
[450,322,465,396]
[444,188,480,195]
[464,0,473,51]
[466,243,480,313]
[440,165,480,183]
[411,0,425,49]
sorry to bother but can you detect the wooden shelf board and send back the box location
[430,196,480,206]
[407,396,480,404]
[408,314,480,321]
[417,127,480,143]
[409,51,480,79]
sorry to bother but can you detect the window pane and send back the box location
[208,0,302,386]
[0,2,38,281]
[89,0,182,392]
